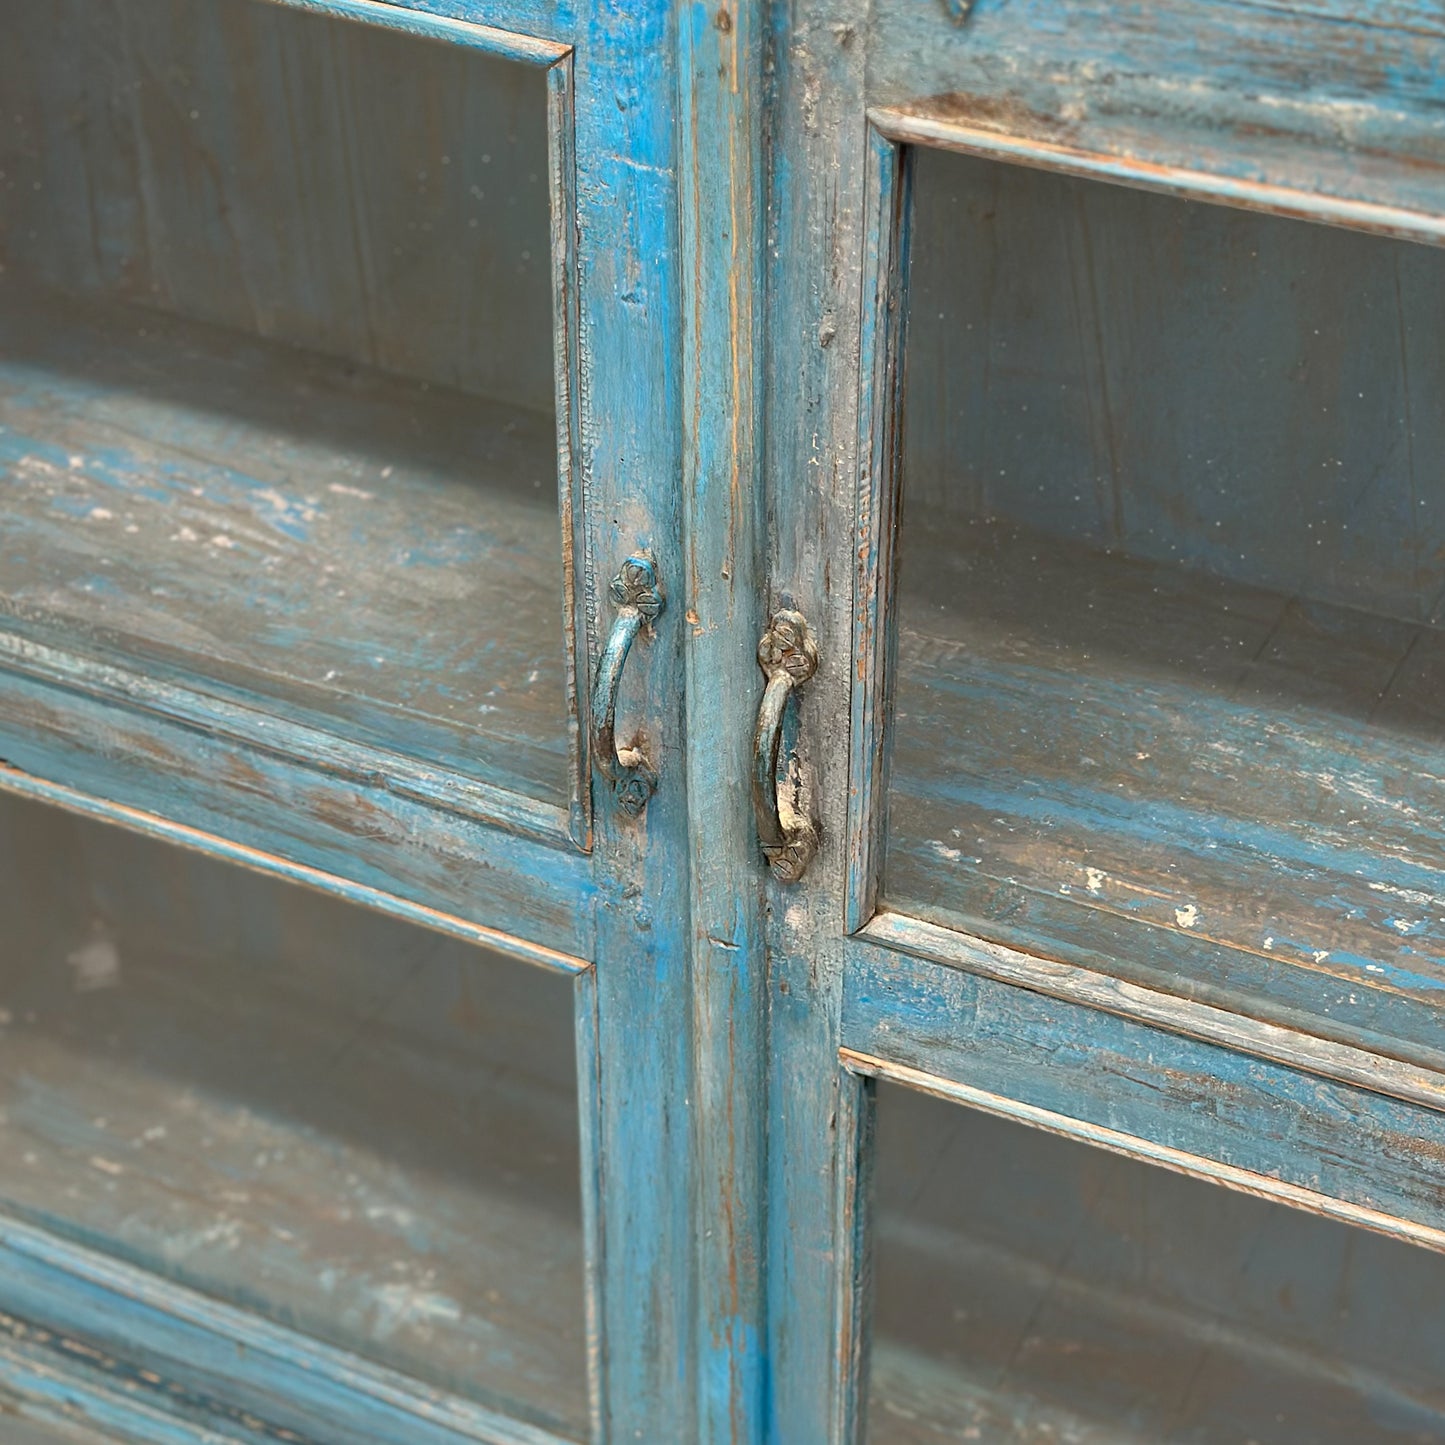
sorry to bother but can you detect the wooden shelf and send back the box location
[884,514,1445,1061]
[0,282,571,810]
[869,1083,1445,1445]
[0,793,588,1440]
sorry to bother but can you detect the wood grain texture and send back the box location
[868,1084,1445,1444]
[0,0,702,1437]
[0,792,588,1438]
[760,0,879,1434]
[4,1421,134,1445]
[843,938,1445,1244]
[0,1214,576,1445]
[0,671,594,961]
[868,0,1445,225]
[566,0,700,1434]
[676,0,770,1432]
[864,910,1445,1116]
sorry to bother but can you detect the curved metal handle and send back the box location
[592,556,665,817]
[753,609,819,883]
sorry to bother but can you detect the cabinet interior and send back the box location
[869,1081,1445,1444]
[0,790,588,1440]
[0,0,570,806]
[885,143,1445,1045]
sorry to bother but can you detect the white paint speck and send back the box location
[1391,918,1422,935]
[89,1156,124,1177]
[931,840,964,863]
[1084,867,1107,895]
[171,525,199,543]
[67,936,120,992]
[1263,937,1274,950]
[365,1204,417,1229]
[328,481,375,500]
[1368,881,1439,906]
[371,1284,463,1338]
[210,534,235,549]
[1174,904,1199,929]
[88,507,113,521]
[1313,950,1330,964]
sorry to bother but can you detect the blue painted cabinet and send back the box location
[4,0,1445,1441]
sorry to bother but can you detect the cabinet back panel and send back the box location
[0,0,555,414]
[0,791,588,1439]
[902,146,1445,622]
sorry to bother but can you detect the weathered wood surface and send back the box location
[0,674,593,960]
[2,0,715,1434]
[0,283,570,806]
[0,793,588,1438]
[677,0,770,1427]
[868,1082,1445,1444]
[1,1410,138,1445]
[844,938,1445,1243]
[863,910,1445,1117]
[0,1218,576,1445]
[567,0,700,1433]
[869,0,1445,227]
[0,0,558,414]
[885,519,1445,1063]
[760,0,881,1432]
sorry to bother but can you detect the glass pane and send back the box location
[887,145,1445,1030]
[0,0,568,805]
[869,1082,1445,1443]
[0,792,587,1439]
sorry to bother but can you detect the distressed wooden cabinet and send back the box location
[4,0,1445,1441]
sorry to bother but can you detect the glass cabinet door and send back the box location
[0,0,583,826]
[0,789,592,1440]
[0,0,693,1437]
[870,137,1445,1065]
[758,0,1445,1434]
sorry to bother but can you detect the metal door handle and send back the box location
[592,556,665,816]
[753,609,819,883]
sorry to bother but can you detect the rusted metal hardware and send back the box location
[753,609,820,883]
[592,555,665,817]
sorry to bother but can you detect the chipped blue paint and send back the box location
[6,0,1445,1438]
